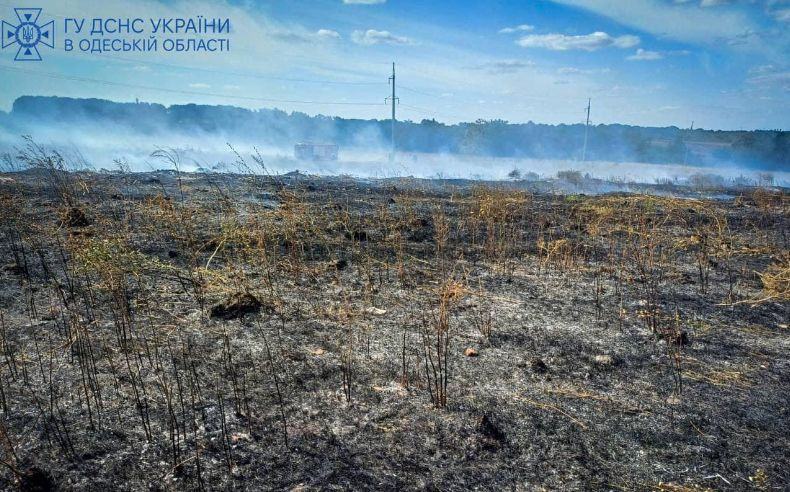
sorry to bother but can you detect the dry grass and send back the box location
[0,157,787,489]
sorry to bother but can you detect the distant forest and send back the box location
[1,96,788,170]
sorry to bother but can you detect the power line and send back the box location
[399,85,442,98]
[0,0,575,124]
[0,61,553,126]
[77,52,385,87]
[0,64,386,106]
[400,104,469,122]
[0,1,531,124]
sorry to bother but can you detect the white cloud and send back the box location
[316,29,342,40]
[343,0,386,3]
[189,83,211,89]
[749,64,776,75]
[747,64,790,91]
[470,59,535,73]
[626,48,664,60]
[516,31,639,51]
[725,28,761,46]
[272,28,342,43]
[499,24,535,34]
[549,0,762,46]
[5,0,781,131]
[351,29,414,45]
[557,67,611,74]
[773,8,790,22]
[676,0,734,5]
[271,29,341,43]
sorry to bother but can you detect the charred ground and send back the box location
[0,162,788,490]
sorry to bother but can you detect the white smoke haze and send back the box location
[0,99,786,188]
[1,126,787,188]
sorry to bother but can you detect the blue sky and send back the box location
[0,0,788,130]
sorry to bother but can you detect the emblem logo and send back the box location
[2,8,54,61]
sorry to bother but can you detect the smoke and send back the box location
[2,128,787,188]
[0,97,787,187]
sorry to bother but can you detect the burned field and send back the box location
[0,159,788,490]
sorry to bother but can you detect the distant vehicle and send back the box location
[294,143,338,161]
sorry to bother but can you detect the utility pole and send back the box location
[683,120,693,166]
[582,98,591,162]
[386,62,398,162]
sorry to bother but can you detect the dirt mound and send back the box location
[19,467,56,491]
[477,414,506,450]
[210,293,263,320]
[528,357,548,373]
[2,263,26,276]
[665,330,690,347]
[60,207,90,228]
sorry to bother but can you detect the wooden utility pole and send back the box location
[683,121,694,166]
[582,98,591,162]
[386,62,398,162]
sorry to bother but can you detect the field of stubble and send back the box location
[0,158,788,490]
